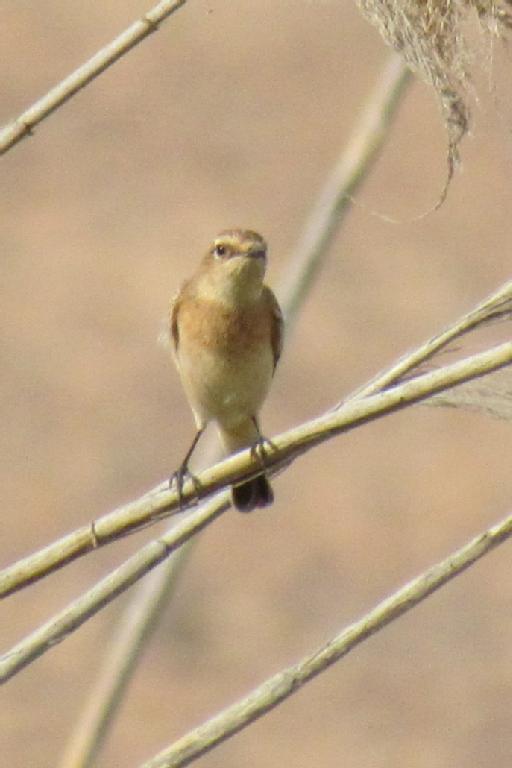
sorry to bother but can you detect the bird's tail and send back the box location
[232,474,273,513]
[218,419,274,513]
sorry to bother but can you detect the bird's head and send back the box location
[198,229,268,304]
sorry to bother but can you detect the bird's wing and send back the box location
[264,286,284,371]
[169,289,182,354]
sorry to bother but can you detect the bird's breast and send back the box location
[175,297,274,426]
[179,297,271,357]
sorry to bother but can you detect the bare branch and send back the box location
[0,0,187,156]
[349,278,512,401]
[0,495,228,684]
[139,507,512,768]
[2,340,512,601]
[2,342,512,684]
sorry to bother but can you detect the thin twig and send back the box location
[139,508,512,768]
[0,0,187,156]
[2,342,512,684]
[2,340,512,600]
[348,279,512,401]
[57,52,413,768]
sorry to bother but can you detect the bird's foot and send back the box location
[250,434,276,471]
[169,463,202,507]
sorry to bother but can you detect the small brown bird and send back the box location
[170,229,283,512]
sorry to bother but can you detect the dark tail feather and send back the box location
[232,474,274,513]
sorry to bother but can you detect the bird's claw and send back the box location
[169,464,202,507]
[250,435,275,471]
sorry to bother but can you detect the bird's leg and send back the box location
[170,426,205,506]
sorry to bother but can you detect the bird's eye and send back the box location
[214,244,227,258]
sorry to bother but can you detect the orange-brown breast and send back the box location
[174,296,273,359]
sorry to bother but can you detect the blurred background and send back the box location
[2,1,512,766]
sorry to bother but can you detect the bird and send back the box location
[169,229,283,512]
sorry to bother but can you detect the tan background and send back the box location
[2,2,512,766]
